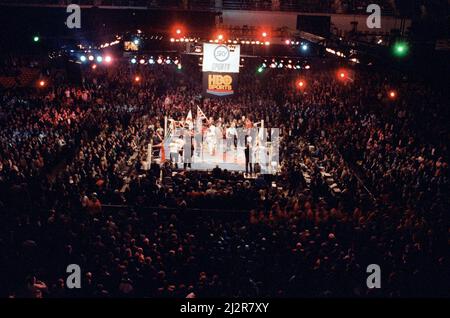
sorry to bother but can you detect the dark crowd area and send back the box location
[0,54,448,298]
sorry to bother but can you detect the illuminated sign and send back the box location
[203,72,237,97]
[202,43,240,73]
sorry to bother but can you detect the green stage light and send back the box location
[393,41,409,57]
[257,66,264,73]
[33,36,40,42]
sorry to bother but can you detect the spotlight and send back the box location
[262,32,267,38]
[139,59,145,64]
[96,56,103,63]
[337,70,347,80]
[302,44,308,51]
[134,76,141,82]
[176,29,181,35]
[174,59,179,65]
[388,90,397,99]
[104,55,112,63]
[88,55,94,61]
[217,34,224,40]
[393,41,409,58]
[166,59,171,64]
[285,40,291,45]
[149,58,155,64]
[33,36,40,42]
[157,58,163,64]
[133,38,140,45]
[131,58,137,64]
[80,55,87,62]
[38,80,46,87]
[177,64,182,70]
[297,80,306,89]
[91,64,97,70]
[257,66,264,73]
[304,65,310,70]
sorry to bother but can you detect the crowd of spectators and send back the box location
[0,56,448,297]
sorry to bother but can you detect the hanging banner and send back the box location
[202,72,238,97]
[202,43,240,73]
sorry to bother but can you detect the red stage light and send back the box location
[104,55,112,63]
[262,32,268,38]
[297,80,306,88]
[217,34,224,40]
[172,25,185,38]
[337,69,347,80]
[389,90,397,99]
[91,64,97,70]
[38,80,46,87]
[134,76,141,82]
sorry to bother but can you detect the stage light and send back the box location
[80,55,86,62]
[134,76,141,82]
[139,59,145,64]
[297,80,306,89]
[133,38,140,45]
[257,66,264,73]
[177,64,182,70]
[38,80,46,87]
[88,55,94,61]
[302,44,308,51]
[174,59,179,65]
[96,56,103,63]
[262,32,267,38]
[149,58,155,64]
[91,64,97,70]
[337,70,347,80]
[265,41,270,46]
[304,65,310,70]
[176,29,181,35]
[33,36,40,42]
[131,58,137,64]
[166,58,171,64]
[218,34,224,40]
[157,57,163,64]
[388,90,397,99]
[285,40,290,45]
[393,41,409,58]
[104,55,112,63]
